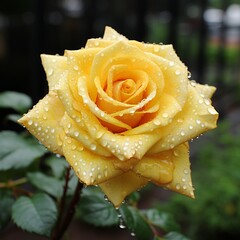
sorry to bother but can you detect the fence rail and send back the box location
[0,0,239,114]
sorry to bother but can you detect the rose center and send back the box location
[121,79,136,94]
[112,78,137,103]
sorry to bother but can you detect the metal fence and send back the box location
[0,0,239,113]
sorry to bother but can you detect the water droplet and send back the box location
[74,131,79,137]
[204,99,211,105]
[28,120,33,125]
[184,168,188,174]
[153,45,160,52]
[119,218,126,229]
[176,184,181,190]
[196,119,201,124]
[208,107,216,115]
[169,61,174,67]
[73,65,79,71]
[175,70,181,75]
[94,41,99,46]
[190,80,197,87]
[188,71,191,79]
[180,130,185,136]
[48,68,53,76]
[173,150,179,157]
[153,118,161,125]
[162,113,168,118]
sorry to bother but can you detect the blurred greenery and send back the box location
[158,121,240,240]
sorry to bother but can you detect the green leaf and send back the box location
[0,131,46,171]
[27,172,64,198]
[0,91,32,113]
[0,190,14,230]
[12,193,57,237]
[142,209,180,232]
[119,205,153,240]
[164,232,190,240]
[77,187,119,227]
[45,155,68,178]
[6,114,23,123]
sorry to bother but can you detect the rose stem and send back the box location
[52,170,83,240]
[51,166,71,239]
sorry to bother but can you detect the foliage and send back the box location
[158,121,240,240]
[0,91,188,239]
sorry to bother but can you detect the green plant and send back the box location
[158,121,240,240]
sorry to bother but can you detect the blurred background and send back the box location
[0,0,240,239]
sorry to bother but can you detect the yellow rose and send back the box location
[19,26,218,207]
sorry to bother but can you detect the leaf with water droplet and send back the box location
[119,205,153,240]
[76,187,119,227]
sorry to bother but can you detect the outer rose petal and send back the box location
[18,91,65,155]
[99,171,148,207]
[149,83,218,153]
[133,150,174,185]
[103,26,128,41]
[62,136,123,185]
[41,54,67,90]
[60,113,111,157]
[158,143,194,198]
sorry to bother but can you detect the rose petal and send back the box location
[194,82,216,99]
[99,171,148,207]
[146,52,188,109]
[62,136,123,185]
[133,150,174,185]
[103,26,128,41]
[60,113,111,157]
[149,83,218,153]
[130,41,187,69]
[158,143,194,198]
[65,48,101,103]
[41,54,67,90]
[18,91,65,155]
[124,93,182,135]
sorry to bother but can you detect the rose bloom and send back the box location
[19,27,218,207]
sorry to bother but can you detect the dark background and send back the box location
[1,0,239,111]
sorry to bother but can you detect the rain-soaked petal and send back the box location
[158,143,194,198]
[99,171,148,207]
[18,91,65,155]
